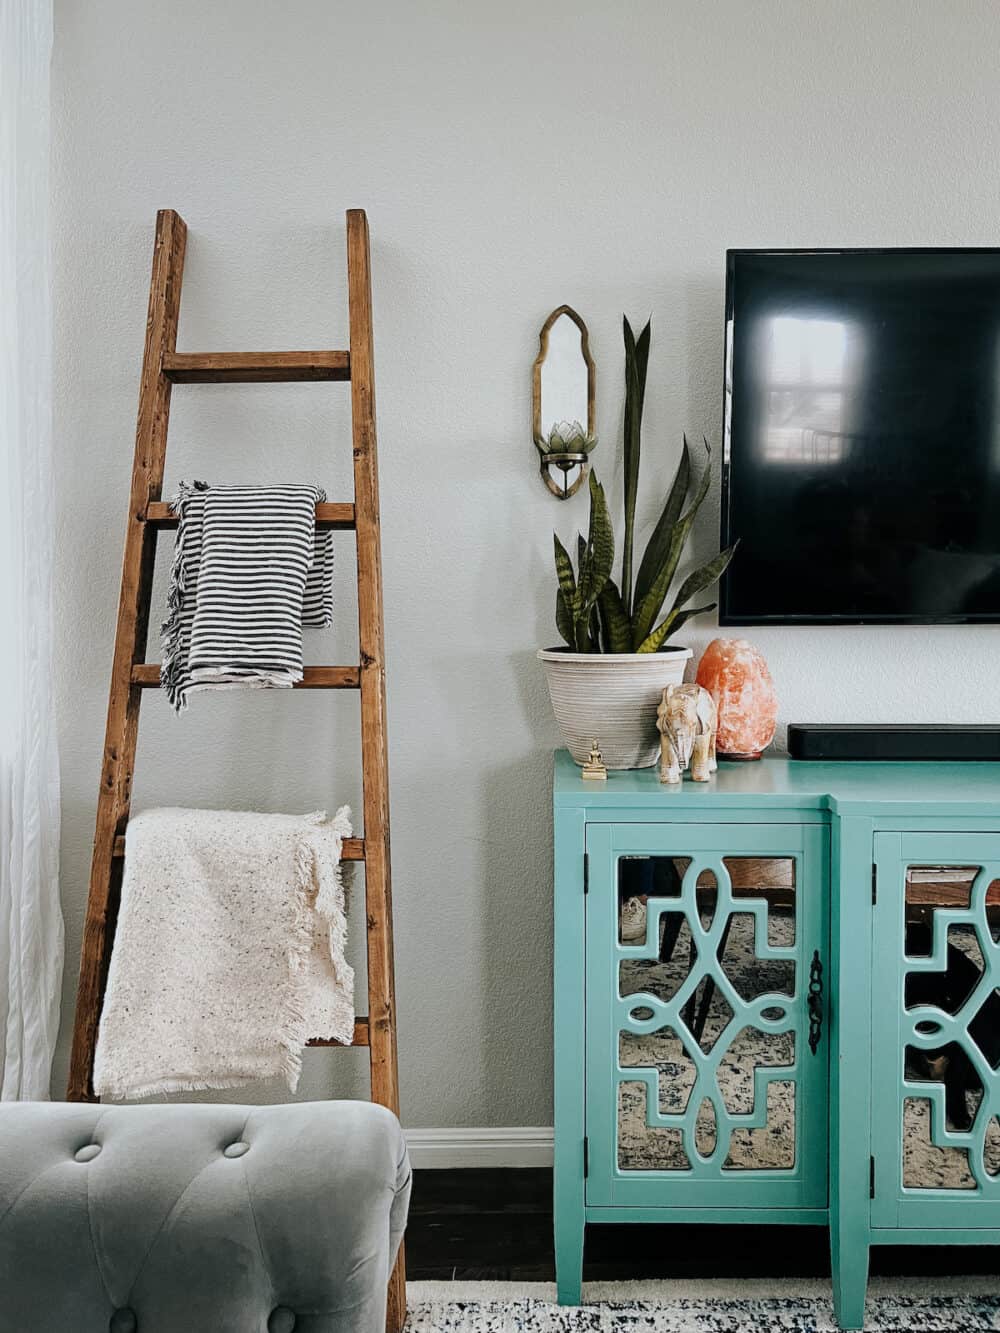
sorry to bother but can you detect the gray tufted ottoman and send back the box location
[0,1099,410,1333]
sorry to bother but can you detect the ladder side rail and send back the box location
[346,208,405,1333]
[66,209,187,1101]
[347,208,400,1114]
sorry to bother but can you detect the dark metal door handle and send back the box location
[808,950,824,1054]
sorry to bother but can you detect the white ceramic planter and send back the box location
[538,646,694,770]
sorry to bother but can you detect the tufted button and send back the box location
[74,1143,102,1163]
[268,1310,296,1333]
[223,1140,249,1158]
[109,1308,137,1333]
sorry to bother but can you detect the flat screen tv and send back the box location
[720,248,1000,624]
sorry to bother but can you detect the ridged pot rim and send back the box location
[537,646,692,665]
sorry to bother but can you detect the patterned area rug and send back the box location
[405,1279,1000,1330]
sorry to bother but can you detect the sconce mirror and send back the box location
[532,305,596,499]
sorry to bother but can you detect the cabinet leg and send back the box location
[554,1210,584,1305]
[831,1228,869,1330]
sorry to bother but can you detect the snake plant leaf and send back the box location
[664,601,718,641]
[597,577,632,653]
[621,316,651,617]
[588,473,615,591]
[636,601,717,654]
[587,603,602,653]
[553,533,579,616]
[664,541,739,625]
[573,531,594,651]
[633,435,692,609]
[685,437,714,521]
[577,471,614,613]
[629,512,692,648]
[629,442,715,648]
[556,588,575,647]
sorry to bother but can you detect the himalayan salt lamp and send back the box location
[695,638,777,760]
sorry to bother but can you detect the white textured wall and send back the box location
[51,0,1000,1125]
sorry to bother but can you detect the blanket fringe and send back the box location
[94,1072,282,1101]
[159,480,206,712]
[283,806,354,1090]
[282,833,321,1093]
[313,805,353,988]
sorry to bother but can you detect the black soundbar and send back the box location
[788,724,1000,762]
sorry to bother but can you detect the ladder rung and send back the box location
[112,833,366,861]
[307,1018,369,1048]
[143,501,356,529]
[131,664,361,688]
[162,350,351,383]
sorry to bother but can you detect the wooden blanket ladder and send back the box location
[66,208,405,1331]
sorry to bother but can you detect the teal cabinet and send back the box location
[552,751,1000,1329]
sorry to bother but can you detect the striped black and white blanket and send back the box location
[161,481,333,712]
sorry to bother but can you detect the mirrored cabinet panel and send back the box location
[898,863,1000,1191]
[610,850,808,1182]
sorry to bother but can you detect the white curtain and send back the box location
[0,0,63,1100]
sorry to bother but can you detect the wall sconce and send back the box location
[532,305,596,499]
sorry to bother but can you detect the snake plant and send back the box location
[553,316,737,653]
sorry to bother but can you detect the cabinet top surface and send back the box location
[553,749,1000,816]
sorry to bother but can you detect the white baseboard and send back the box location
[403,1126,554,1169]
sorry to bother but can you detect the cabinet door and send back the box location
[585,822,829,1209]
[872,832,1000,1228]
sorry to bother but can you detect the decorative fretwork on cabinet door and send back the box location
[872,833,1000,1228]
[585,823,829,1210]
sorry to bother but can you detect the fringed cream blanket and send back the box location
[93,806,354,1100]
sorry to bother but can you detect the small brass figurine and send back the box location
[581,740,608,780]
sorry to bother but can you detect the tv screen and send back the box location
[720,248,1000,624]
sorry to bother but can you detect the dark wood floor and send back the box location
[407,1169,1000,1282]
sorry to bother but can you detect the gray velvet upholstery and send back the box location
[0,1099,410,1333]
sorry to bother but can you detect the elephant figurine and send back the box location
[656,683,717,784]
